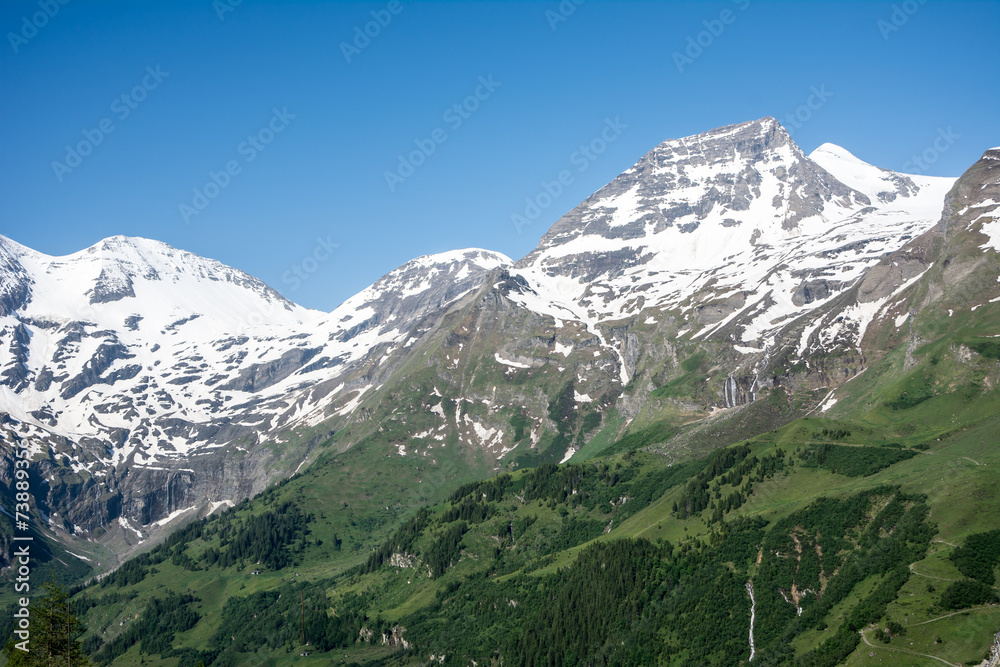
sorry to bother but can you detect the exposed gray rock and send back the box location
[791,279,844,306]
[87,268,135,303]
[857,257,929,303]
[694,293,747,324]
[1,324,32,392]
[60,341,136,399]
[219,347,322,393]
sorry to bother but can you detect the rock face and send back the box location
[3,119,992,572]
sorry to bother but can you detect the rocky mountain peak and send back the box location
[0,233,304,333]
[326,248,512,343]
[643,115,792,166]
[503,120,954,363]
[516,118,872,283]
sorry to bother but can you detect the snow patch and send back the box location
[119,516,144,539]
[494,353,530,369]
[208,500,233,515]
[153,506,198,527]
[978,214,1000,252]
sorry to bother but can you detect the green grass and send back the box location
[74,408,1000,664]
[649,371,709,398]
[66,417,1000,666]
[570,408,625,460]
[844,606,1000,666]
[792,573,886,655]
[56,424,496,665]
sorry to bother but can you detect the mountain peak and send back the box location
[506,118,957,355]
[86,234,174,256]
[643,116,793,166]
[403,248,513,271]
[517,116,864,280]
[686,115,784,137]
[810,142,861,161]
[807,142,949,205]
[0,232,303,331]
[701,114,784,136]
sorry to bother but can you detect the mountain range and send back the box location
[1,115,997,580]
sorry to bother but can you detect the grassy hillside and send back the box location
[19,376,998,665]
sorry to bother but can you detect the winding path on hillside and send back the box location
[857,606,1000,667]
[859,629,960,666]
[916,450,983,466]
[908,605,999,626]
[908,562,958,582]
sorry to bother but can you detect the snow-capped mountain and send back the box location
[5,117,995,570]
[509,118,952,366]
[0,237,510,551]
[0,235,509,460]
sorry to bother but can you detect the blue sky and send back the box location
[2,0,998,311]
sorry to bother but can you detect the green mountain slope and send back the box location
[7,152,1000,666]
[27,404,999,666]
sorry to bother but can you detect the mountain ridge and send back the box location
[0,117,984,576]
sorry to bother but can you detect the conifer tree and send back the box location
[7,581,91,666]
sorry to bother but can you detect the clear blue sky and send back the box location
[2,0,998,311]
